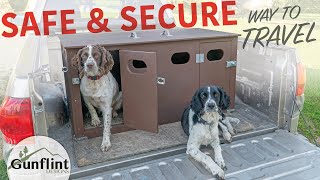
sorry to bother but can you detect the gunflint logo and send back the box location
[7,136,70,180]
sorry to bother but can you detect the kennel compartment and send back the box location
[60,29,239,139]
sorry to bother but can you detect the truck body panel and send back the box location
[0,0,314,179]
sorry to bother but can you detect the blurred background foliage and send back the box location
[272,0,320,12]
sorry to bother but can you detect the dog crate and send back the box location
[59,28,239,139]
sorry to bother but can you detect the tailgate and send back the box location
[72,130,320,180]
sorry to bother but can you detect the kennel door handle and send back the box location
[226,61,237,68]
[157,77,166,85]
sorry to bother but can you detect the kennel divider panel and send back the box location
[120,50,159,133]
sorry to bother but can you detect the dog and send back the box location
[181,86,237,179]
[72,45,122,152]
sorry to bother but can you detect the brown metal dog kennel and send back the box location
[60,28,238,139]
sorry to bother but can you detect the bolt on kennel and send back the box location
[60,28,239,139]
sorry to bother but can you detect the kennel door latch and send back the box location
[157,77,166,85]
[196,54,204,63]
[72,78,80,85]
[226,61,237,68]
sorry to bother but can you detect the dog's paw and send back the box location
[91,117,101,127]
[222,131,232,143]
[101,140,112,152]
[212,168,225,180]
[230,118,240,124]
[215,157,226,170]
[228,128,236,136]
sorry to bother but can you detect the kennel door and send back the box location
[119,50,158,133]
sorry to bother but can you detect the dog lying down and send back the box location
[181,86,240,179]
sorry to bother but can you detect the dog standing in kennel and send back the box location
[73,45,122,152]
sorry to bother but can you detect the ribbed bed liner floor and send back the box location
[74,101,277,167]
[74,131,320,180]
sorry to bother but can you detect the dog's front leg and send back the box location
[101,107,112,152]
[211,139,226,170]
[187,139,224,179]
[83,96,100,127]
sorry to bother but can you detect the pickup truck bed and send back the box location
[71,130,320,180]
[49,98,320,179]
[50,98,278,167]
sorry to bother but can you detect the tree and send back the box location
[19,151,23,159]
[23,146,28,157]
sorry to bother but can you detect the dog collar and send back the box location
[197,114,215,126]
[199,118,214,126]
[87,76,102,80]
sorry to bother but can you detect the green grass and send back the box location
[298,69,320,144]
[0,160,8,180]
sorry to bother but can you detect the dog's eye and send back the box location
[201,93,207,99]
[81,54,88,59]
[93,53,100,59]
[213,93,219,97]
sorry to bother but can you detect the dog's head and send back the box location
[191,86,230,115]
[72,45,114,78]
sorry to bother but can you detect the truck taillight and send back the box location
[296,63,306,96]
[0,97,34,145]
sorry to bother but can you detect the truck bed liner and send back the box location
[49,100,278,169]
[71,100,277,167]
[72,130,320,180]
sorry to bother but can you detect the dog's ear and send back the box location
[191,89,203,115]
[218,87,230,110]
[98,45,114,75]
[71,47,85,79]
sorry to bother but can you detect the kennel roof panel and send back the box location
[58,28,239,48]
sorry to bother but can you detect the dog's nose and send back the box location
[207,102,215,109]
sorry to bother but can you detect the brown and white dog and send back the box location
[72,45,122,152]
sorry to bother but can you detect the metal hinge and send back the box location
[196,54,204,63]
[157,77,166,85]
[72,78,80,85]
[160,29,173,37]
[33,106,43,114]
[226,61,237,68]
[129,32,140,39]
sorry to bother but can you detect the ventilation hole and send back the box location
[171,52,190,64]
[132,60,147,69]
[128,60,147,74]
[207,49,224,61]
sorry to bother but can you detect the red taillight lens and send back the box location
[296,63,306,96]
[0,97,34,144]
